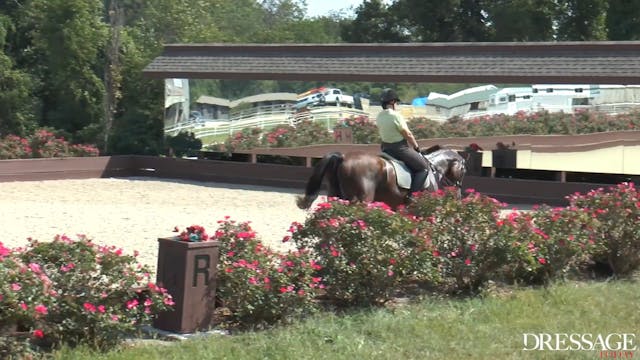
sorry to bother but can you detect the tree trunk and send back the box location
[103,0,123,154]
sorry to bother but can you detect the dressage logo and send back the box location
[522,333,637,358]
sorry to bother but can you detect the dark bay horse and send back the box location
[296,145,467,210]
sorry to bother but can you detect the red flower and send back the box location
[538,258,547,265]
[464,258,472,266]
[83,302,97,313]
[33,329,44,339]
[34,304,48,315]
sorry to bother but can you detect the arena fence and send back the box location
[0,153,635,206]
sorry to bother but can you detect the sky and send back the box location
[305,0,364,18]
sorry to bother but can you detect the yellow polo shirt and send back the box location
[376,109,408,143]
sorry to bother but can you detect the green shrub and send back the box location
[0,130,99,159]
[290,199,437,306]
[164,131,202,157]
[262,124,296,147]
[528,205,602,280]
[404,188,516,293]
[568,182,640,275]
[214,219,318,328]
[0,236,173,354]
[223,127,263,153]
[334,115,379,144]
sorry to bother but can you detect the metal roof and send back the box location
[230,92,297,107]
[196,93,297,108]
[427,88,498,109]
[143,42,640,84]
[195,95,231,107]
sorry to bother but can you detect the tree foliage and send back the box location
[0,0,639,156]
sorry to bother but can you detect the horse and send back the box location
[296,145,467,210]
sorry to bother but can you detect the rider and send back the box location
[376,88,430,203]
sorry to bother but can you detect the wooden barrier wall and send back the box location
[0,155,631,205]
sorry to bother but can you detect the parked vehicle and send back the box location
[321,88,354,107]
[294,92,325,110]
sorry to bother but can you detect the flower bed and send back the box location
[0,236,173,357]
[2,182,638,357]
[206,110,640,150]
[0,129,99,159]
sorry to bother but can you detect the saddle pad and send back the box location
[379,153,413,189]
[380,153,439,191]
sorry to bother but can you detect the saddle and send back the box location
[379,153,439,191]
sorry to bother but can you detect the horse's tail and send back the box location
[296,152,343,209]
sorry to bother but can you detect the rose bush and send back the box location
[567,182,640,275]
[404,188,517,293]
[213,219,318,328]
[290,199,438,306]
[0,236,173,355]
[527,205,602,281]
[0,130,99,159]
[333,115,379,144]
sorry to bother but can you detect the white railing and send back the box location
[461,102,640,120]
[165,105,370,143]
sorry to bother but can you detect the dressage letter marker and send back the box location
[154,238,219,333]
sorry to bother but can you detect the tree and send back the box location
[485,0,556,41]
[555,0,608,40]
[26,0,108,145]
[0,15,36,136]
[607,0,640,40]
[390,0,490,42]
[341,0,412,43]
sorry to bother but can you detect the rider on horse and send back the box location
[376,88,431,203]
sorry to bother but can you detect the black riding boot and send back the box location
[406,169,430,203]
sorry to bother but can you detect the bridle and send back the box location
[424,151,466,190]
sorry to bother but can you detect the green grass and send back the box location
[53,280,639,360]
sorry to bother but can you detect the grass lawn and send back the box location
[54,280,639,360]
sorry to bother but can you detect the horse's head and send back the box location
[423,148,466,197]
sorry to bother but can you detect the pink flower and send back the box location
[432,250,440,257]
[34,304,48,315]
[60,263,76,272]
[126,299,139,310]
[84,302,97,313]
[163,296,175,306]
[98,305,106,313]
[387,270,394,277]
[0,242,9,258]
[19,302,28,310]
[11,283,21,291]
[248,277,258,285]
[464,258,472,266]
[538,258,547,265]
[111,315,120,322]
[28,263,42,273]
[33,329,44,339]
[316,202,332,210]
[237,231,255,239]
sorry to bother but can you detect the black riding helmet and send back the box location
[380,88,400,103]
